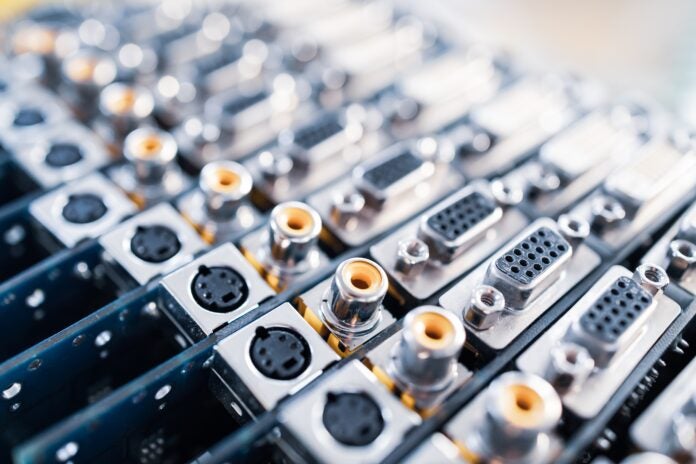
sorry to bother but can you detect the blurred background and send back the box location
[3,0,696,123]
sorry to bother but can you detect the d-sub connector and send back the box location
[484,226,572,310]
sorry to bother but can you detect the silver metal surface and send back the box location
[371,181,528,300]
[501,105,645,215]
[444,371,562,464]
[642,203,696,293]
[367,307,471,410]
[177,160,261,242]
[386,48,503,136]
[308,138,463,247]
[279,359,421,464]
[453,75,593,178]
[299,272,395,352]
[240,202,329,289]
[516,265,680,419]
[439,217,600,350]
[402,433,463,464]
[246,104,387,204]
[569,138,696,249]
[160,243,274,336]
[215,302,339,410]
[99,203,206,285]
[10,120,111,188]
[29,172,136,247]
[631,355,696,460]
[0,85,70,142]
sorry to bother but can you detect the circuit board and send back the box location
[0,2,695,464]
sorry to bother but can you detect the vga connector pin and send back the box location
[445,371,563,464]
[381,48,503,137]
[367,306,469,411]
[177,160,261,243]
[370,179,528,300]
[298,257,394,355]
[308,138,463,248]
[248,104,386,204]
[439,215,599,351]
[500,103,648,215]
[517,264,680,419]
[241,201,328,291]
[109,127,190,207]
[448,74,598,178]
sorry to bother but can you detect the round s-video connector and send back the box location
[320,258,388,339]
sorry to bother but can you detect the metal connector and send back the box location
[517,265,680,418]
[484,225,573,310]
[446,371,562,464]
[29,172,136,248]
[310,138,462,247]
[215,302,339,412]
[439,217,600,350]
[160,243,274,337]
[99,203,205,286]
[96,82,155,145]
[279,360,421,464]
[320,258,388,342]
[565,264,668,368]
[387,306,466,407]
[109,127,190,206]
[60,48,117,118]
[178,160,259,243]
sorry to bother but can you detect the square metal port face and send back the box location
[307,143,463,247]
[402,433,462,464]
[10,120,111,188]
[371,181,529,300]
[279,359,421,464]
[216,302,339,410]
[0,86,70,139]
[641,203,696,294]
[29,172,137,247]
[457,76,582,178]
[99,203,206,285]
[439,217,601,350]
[161,242,274,336]
[516,265,681,419]
[630,355,696,455]
[569,142,696,250]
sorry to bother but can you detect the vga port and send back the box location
[355,147,433,206]
[418,187,502,263]
[568,275,655,368]
[292,115,344,151]
[485,226,571,309]
[222,91,267,116]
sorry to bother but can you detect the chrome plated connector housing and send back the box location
[177,160,260,243]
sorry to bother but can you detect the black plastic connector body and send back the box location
[223,92,266,116]
[579,276,653,343]
[321,392,385,446]
[495,226,570,285]
[61,193,107,224]
[250,326,311,380]
[293,116,343,150]
[362,150,423,190]
[427,190,497,242]
[130,225,182,263]
[190,265,249,313]
[45,143,83,167]
[13,107,45,127]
